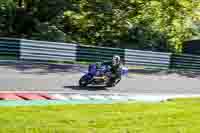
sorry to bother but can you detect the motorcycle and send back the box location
[79,63,128,87]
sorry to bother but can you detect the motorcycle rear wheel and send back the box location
[106,77,121,87]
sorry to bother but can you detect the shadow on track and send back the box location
[129,69,200,78]
[64,85,108,91]
[1,60,200,78]
[0,61,87,75]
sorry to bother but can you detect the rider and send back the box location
[97,55,122,86]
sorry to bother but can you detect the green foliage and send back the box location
[0,0,199,52]
[0,0,16,36]
[0,0,69,41]
[62,0,200,52]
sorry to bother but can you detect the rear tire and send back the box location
[106,83,115,87]
[106,77,121,87]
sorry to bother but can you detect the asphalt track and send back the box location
[1,61,200,95]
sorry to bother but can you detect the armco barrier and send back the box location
[20,39,77,62]
[0,38,171,69]
[1,37,200,71]
[125,49,171,69]
[0,38,20,59]
[76,45,125,62]
[171,54,200,71]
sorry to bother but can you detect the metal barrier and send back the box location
[0,38,171,69]
[125,49,171,69]
[0,38,20,60]
[20,39,77,62]
[76,45,125,62]
[1,37,200,71]
[171,54,200,71]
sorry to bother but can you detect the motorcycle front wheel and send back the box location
[79,75,89,87]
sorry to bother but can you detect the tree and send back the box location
[62,0,199,52]
[0,0,72,41]
[0,0,199,52]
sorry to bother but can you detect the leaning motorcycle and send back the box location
[79,63,128,87]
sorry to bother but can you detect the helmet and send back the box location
[112,55,121,66]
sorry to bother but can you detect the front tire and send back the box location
[79,76,88,87]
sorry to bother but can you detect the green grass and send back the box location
[0,98,200,133]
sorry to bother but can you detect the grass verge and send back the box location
[0,98,200,133]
